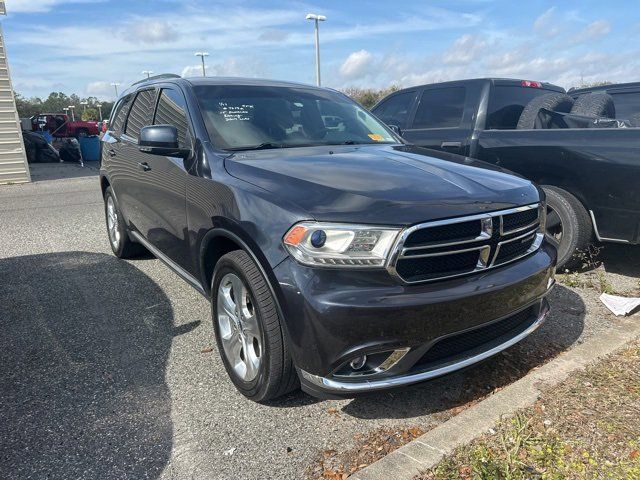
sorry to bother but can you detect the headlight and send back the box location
[283,222,401,267]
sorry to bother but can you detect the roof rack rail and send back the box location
[131,73,181,86]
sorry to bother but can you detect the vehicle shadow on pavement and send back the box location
[0,251,198,479]
[596,243,640,278]
[340,285,585,420]
[28,161,100,183]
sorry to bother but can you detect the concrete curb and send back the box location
[351,319,640,480]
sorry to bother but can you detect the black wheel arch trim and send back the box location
[198,224,293,349]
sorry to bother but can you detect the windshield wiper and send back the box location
[224,142,284,151]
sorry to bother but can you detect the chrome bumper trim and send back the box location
[300,300,550,394]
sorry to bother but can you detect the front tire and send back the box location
[542,185,593,271]
[104,187,145,258]
[211,250,298,402]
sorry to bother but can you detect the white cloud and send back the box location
[181,65,208,78]
[571,20,611,44]
[86,81,116,97]
[533,7,561,36]
[127,20,179,44]
[258,30,290,42]
[443,34,486,65]
[7,0,100,13]
[339,50,375,80]
[181,58,266,79]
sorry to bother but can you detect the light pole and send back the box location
[96,103,103,121]
[110,82,120,97]
[194,52,209,77]
[142,70,153,79]
[68,105,76,121]
[305,13,326,86]
[80,101,88,113]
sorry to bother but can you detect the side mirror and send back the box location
[139,125,190,158]
[388,124,402,136]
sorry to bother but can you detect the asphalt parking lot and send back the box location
[1,163,637,480]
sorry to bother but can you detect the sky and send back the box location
[3,0,640,100]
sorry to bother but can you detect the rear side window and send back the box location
[610,92,640,121]
[154,88,190,148]
[487,86,558,129]
[125,89,156,139]
[372,91,416,128]
[111,95,133,134]
[412,87,465,129]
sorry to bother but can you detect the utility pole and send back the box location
[96,103,103,121]
[110,82,120,97]
[194,52,209,77]
[305,13,326,86]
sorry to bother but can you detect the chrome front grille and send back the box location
[388,204,544,283]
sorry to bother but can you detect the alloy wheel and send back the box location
[106,195,121,249]
[216,273,262,382]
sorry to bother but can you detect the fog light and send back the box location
[350,355,367,370]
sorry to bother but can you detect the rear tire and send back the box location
[104,187,145,258]
[542,185,593,271]
[516,93,574,129]
[211,250,298,402]
[570,92,615,118]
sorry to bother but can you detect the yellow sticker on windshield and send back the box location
[368,133,384,141]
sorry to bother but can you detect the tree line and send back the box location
[14,81,614,124]
[14,85,399,124]
[15,92,115,121]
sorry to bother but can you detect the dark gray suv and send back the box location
[100,74,556,402]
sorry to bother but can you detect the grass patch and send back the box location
[559,268,618,295]
[307,425,424,479]
[418,344,640,479]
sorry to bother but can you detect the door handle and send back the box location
[108,149,116,157]
[441,141,462,149]
[137,162,151,172]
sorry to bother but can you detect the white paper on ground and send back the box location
[599,293,640,316]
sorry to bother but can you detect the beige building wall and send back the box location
[0,17,30,185]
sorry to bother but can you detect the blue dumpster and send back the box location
[79,136,101,162]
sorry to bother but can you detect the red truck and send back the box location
[31,113,100,138]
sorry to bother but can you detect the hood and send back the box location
[224,144,539,225]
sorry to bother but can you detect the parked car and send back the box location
[372,78,640,269]
[31,113,100,138]
[100,75,556,402]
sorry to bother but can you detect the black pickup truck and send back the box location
[372,78,640,269]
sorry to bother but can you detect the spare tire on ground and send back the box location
[22,131,56,163]
[22,132,40,163]
[37,144,60,163]
[516,93,575,129]
[58,138,83,164]
[570,92,615,118]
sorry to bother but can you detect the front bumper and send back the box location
[272,240,556,398]
[300,298,550,397]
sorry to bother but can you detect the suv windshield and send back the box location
[193,85,398,150]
